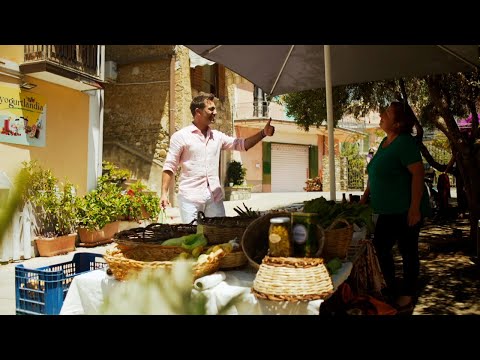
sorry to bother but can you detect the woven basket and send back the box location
[114,222,197,252]
[322,218,353,261]
[252,256,334,301]
[241,212,290,270]
[104,246,225,281]
[197,211,257,245]
[219,250,248,269]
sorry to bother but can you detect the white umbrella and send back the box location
[186,45,480,200]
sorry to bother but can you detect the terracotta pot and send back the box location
[77,221,120,243]
[35,233,77,257]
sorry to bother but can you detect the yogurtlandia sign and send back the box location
[0,85,47,147]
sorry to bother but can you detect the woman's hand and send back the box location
[407,206,421,226]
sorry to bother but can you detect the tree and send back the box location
[282,71,480,248]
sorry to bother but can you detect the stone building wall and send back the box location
[103,45,234,195]
[322,155,342,192]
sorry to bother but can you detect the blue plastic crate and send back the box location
[15,252,107,315]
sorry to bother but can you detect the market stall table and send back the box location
[60,262,354,315]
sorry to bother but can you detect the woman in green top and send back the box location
[360,101,429,314]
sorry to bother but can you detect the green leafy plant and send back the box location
[226,160,246,186]
[78,164,162,230]
[77,181,125,230]
[22,161,80,237]
[124,180,162,222]
[101,161,131,186]
[0,170,28,243]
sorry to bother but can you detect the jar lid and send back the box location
[270,217,290,224]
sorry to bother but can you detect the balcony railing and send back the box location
[233,101,294,121]
[24,45,102,78]
[337,119,367,132]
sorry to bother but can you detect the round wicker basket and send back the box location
[219,250,248,269]
[242,212,327,269]
[252,256,334,301]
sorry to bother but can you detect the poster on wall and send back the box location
[0,85,47,147]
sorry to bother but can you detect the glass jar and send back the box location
[292,212,321,257]
[268,217,292,257]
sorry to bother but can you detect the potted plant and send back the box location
[77,179,125,244]
[122,180,162,222]
[225,160,251,201]
[226,160,246,186]
[77,163,162,244]
[22,161,79,257]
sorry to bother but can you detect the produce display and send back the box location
[233,203,260,218]
[302,197,374,232]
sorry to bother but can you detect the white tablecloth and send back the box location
[60,262,353,315]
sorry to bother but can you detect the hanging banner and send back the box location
[0,85,47,147]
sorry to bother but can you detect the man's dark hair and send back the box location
[190,93,215,117]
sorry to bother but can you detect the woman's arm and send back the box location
[359,180,370,205]
[407,161,424,226]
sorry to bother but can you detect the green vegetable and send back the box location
[326,257,343,275]
[162,233,207,250]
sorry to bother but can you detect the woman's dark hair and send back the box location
[389,101,416,134]
[190,93,215,117]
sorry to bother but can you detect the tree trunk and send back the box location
[426,75,480,248]
[457,152,480,250]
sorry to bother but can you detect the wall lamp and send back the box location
[20,82,37,90]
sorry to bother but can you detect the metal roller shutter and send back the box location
[271,143,309,192]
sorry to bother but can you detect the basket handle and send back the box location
[326,218,351,231]
[197,211,206,222]
[314,225,325,257]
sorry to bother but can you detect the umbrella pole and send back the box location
[324,45,336,201]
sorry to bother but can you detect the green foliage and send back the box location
[341,143,365,189]
[77,181,124,230]
[0,170,28,243]
[303,196,374,232]
[22,161,80,237]
[226,160,246,186]
[101,161,131,186]
[78,164,161,230]
[125,181,162,222]
[282,87,349,130]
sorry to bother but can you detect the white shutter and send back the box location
[271,143,309,192]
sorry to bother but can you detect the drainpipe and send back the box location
[168,51,176,207]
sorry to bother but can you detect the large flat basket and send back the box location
[104,246,225,281]
[114,222,197,252]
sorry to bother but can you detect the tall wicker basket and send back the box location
[197,211,257,245]
[322,219,353,260]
